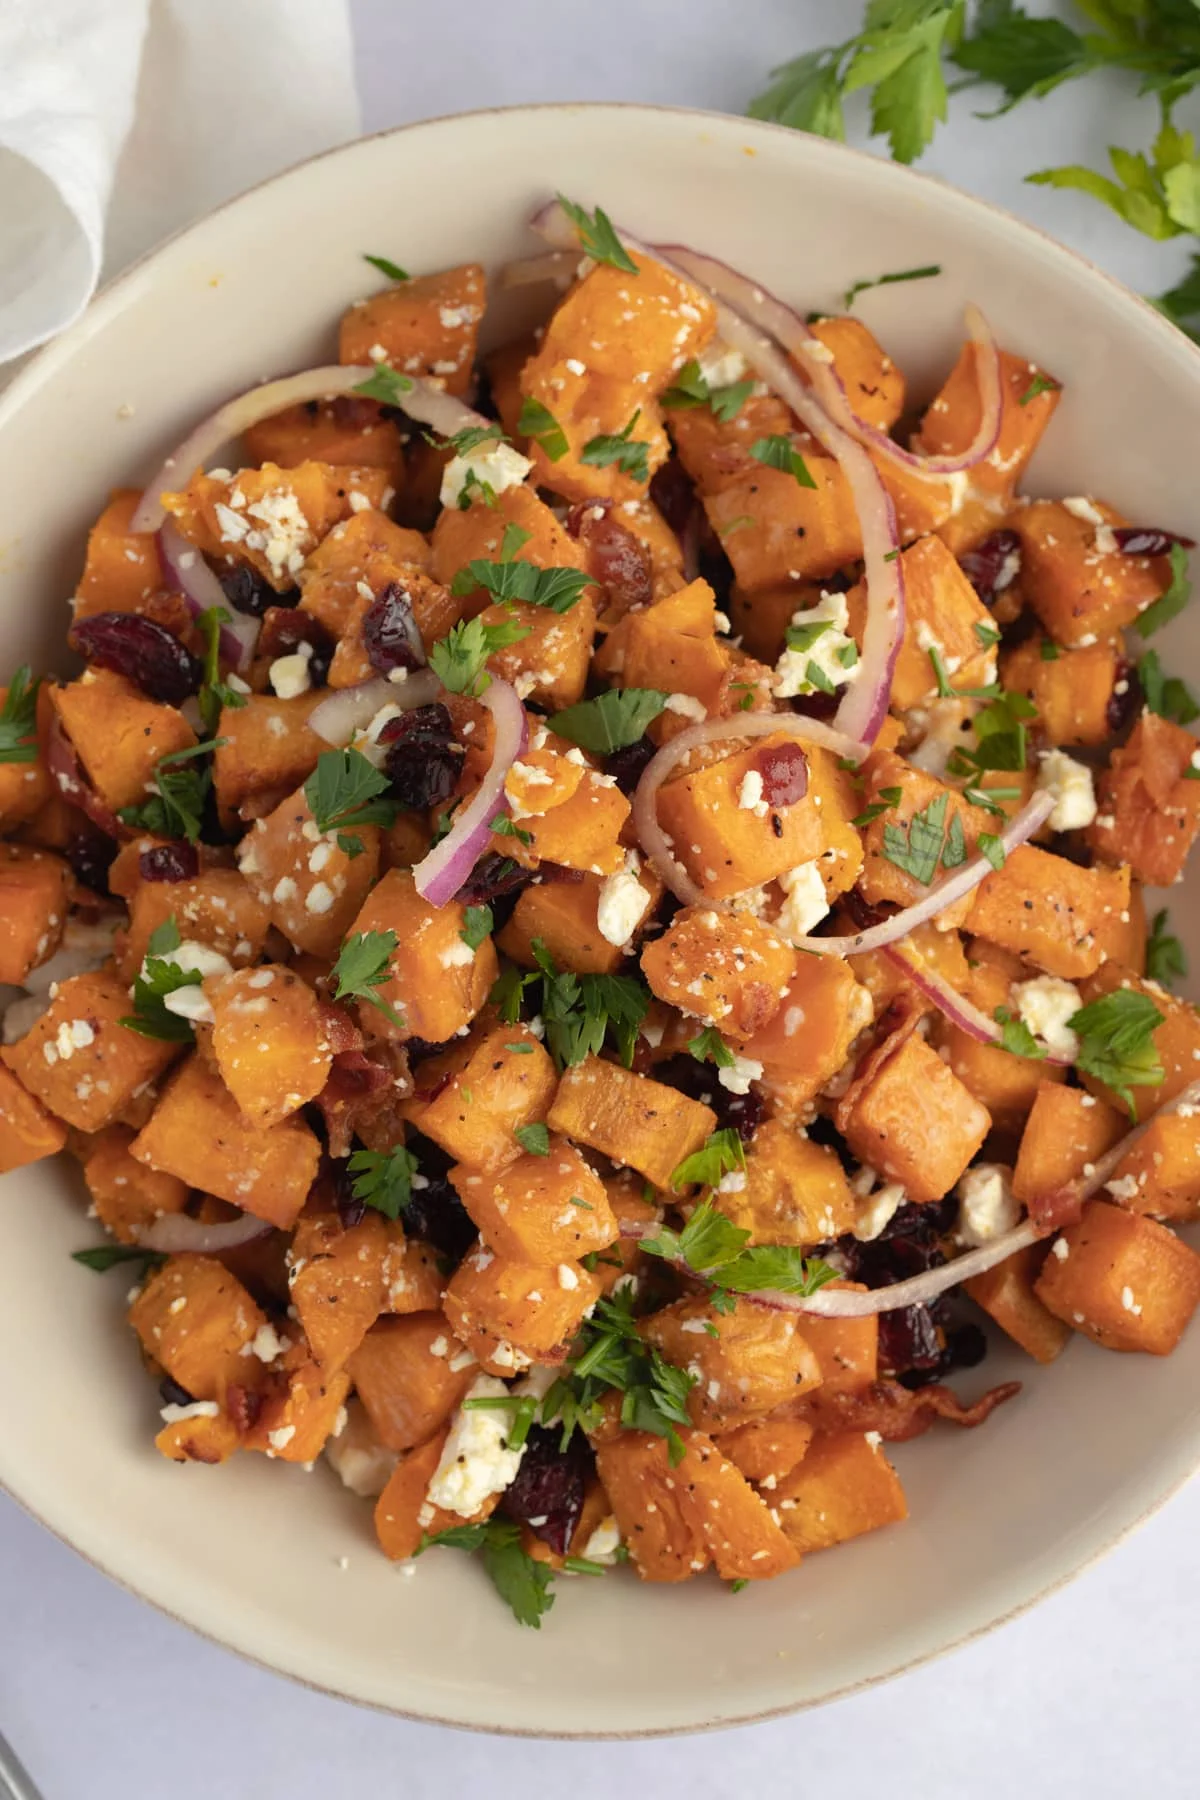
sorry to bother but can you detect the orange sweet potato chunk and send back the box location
[297,509,431,637]
[0,844,72,985]
[1001,634,1121,749]
[2,970,178,1132]
[431,483,586,601]
[773,1430,908,1552]
[350,1314,477,1451]
[340,263,485,395]
[1011,1082,1127,1208]
[916,344,1061,497]
[209,964,332,1128]
[287,1208,392,1373]
[640,1295,822,1432]
[1034,1199,1200,1354]
[704,457,861,590]
[641,906,796,1039]
[326,565,458,688]
[837,1020,990,1202]
[846,534,995,713]
[967,845,1130,981]
[243,396,404,486]
[237,788,379,961]
[716,1416,815,1488]
[498,866,661,975]
[715,1118,855,1247]
[130,1055,320,1229]
[374,1425,499,1560]
[1086,712,1200,888]
[0,1063,68,1173]
[83,1124,189,1243]
[403,1022,557,1173]
[244,1354,351,1463]
[1108,1108,1200,1222]
[547,1055,715,1190]
[934,940,1066,1134]
[491,755,627,875]
[73,488,166,620]
[618,578,730,712]
[450,1137,618,1264]
[117,869,272,982]
[212,692,327,821]
[797,1290,878,1394]
[0,681,52,832]
[1016,499,1172,646]
[51,668,196,813]
[343,868,497,1045]
[593,1428,710,1582]
[742,953,872,1118]
[965,1245,1071,1364]
[162,461,391,591]
[443,1242,601,1374]
[128,1254,266,1400]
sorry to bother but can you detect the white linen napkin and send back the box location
[0,0,360,367]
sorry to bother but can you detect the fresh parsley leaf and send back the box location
[119,917,203,1043]
[1069,988,1166,1116]
[714,1244,841,1298]
[1018,372,1063,406]
[641,1196,838,1298]
[842,263,943,309]
[491,814,533,846]
[363,253,410,281]
[515,1122,550,1156]
[994,1004,1046,1061]
[117,741,219,845]
[331,929,405,1031]
[881,792,967,886]
[842,3,964,166]
[72,1243,166,1275]
[0,665,40,764]
[429,614,531,696]
[491,964,535,1024]
[449,556,592,615]
[1136,543,1191,638]
[750,434,817,488]
[977,831,1006,871]
[517,397,569,461]
[974,621,1001,646]
[555,194,639,273]
[641,1199,751,1273]
[1040,639,1061,662]
[661,360,754,421]
[1146,908,1188,988]
[954,6,1092,114]
[748,45,849,140]
[195,605,246,736]
[546,1286,696,1465]
[347,1144,419,1220]
[670,1128,746,1192]
[786,619,834,655]
[1137,649,1199,724]
[852,784,903,829]
[353,366,414,405]
[580,411,650,483]
[947,690,1037,778]
[500,523,533,562]
[420,1518,556,1629]
[304,747,396,857]
[687,1026,736,1068]
[460,904,494,951]
[435,423,508,459]
[548,687,668,754]
[525,941,649,1070]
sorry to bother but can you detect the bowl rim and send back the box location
[3,97,1200,1738]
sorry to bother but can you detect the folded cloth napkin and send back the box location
[0,0,360,367]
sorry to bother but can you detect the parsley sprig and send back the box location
[449,557,592,615]
[518,397,570,461]
[670,1128,746,1192]
[331,929,405,1031]
[881,792,967,886]
[687,1026,736,1069]
[662,359,755,422]
[1069,988,1166,1116]
[491,940,650,1070]
[641,1197,840,1300]
[119,918,203,1043]
[556,194,639,273]
[580,412,651,483]
[429,615,531,697]
[548,687,668,754]
[750,434,817,488]
[118,740,221,844]
[0,666,40,764]
[196,606,247,736]
[304,748,397,857]
[541,1285,697,1466]
[1138,649,1199,725]
[363,253,410,282]
[347,1144,419,1220]
[418,1519,556,1629]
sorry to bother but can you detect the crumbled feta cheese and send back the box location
[853,1179,906,1242]
[439,440,532,510]
[557,1263,580,1291]
[956,1163,1019,1248]
[1106,1173,1140,1202]
[697,341,747,388]
[717,1053,763,1096]
[1037,749,1097,832]
[246,1322,285,1363]
[159,1400,220,1424]
[267,1424,297,1452]
[1120,1284,1143,1317]
[1051,1237,1070,1261]
[776,861,829,938]
[439,939,476,968]
[1062,496,1106,528]
[1011,974,1081,1061]
[773,592,859,699]
[268,640,314,700]
[664,691,706,721]
[161,985,216,1026]
[305,882,335,916]
[325,1429,397,1498]
[425,1375,526,1516]
[737,769,768,817]
[596,853,651,948]
[580,1514,623,1565]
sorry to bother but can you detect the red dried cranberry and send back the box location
[158,1376,196,1408]
[381,702,464,809]
[218,564,283,617]
[500,1423,594,1555]
[1111,526,1195,557]
[567,501,652,612]
[257,608,332,685]
[72,612,201,705]
[65,829,117,894]
[605,735,657,795]
[878,1302,943,1379]
[401,1135,479,1267]
[363,582,426,676]
[1107,658,1140,737]
[457,852,536,906]
[649,457,696,537]
[957,529,1021,607]
[139,842,200,883]
[756,740,808,808]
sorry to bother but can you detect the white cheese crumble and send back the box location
[773,592,859,699]
[439,939,476,968]
[697,342,748,387]
[717,1053,763,1096]
[776,861,829,938]
[853,1175,906,1242]
[664,691,707,722]
[1036,748,1097,832]
[955,1163,1020,1248]
[1011,974,1081,1061]
[737,768,768,817]
[268,640,314,700]
[159,1400,220,1424]
[439,441,532,510]
[425,1375,526,1516]
[596,852,651,948]
[580,1514,623,1565]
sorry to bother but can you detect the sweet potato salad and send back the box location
[3,195,1200,1626]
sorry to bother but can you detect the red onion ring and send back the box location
[308,669,442,748]
[135,1210,272,1254]
[656,243,1003,479]
[157,520,258,670]
[499,249,577,290]
[530,201,904,751]
[631,711,861,907]
[46,717,122,838]
[130,367,492,535]
[412,678,528,907]
[882,941,1071,1067]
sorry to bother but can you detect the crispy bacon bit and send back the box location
[226,1384,265,1436]
[793,1378,1021,1442]
[317,1003,365,1058]
[567,499,652,613]
[315,1047,407,1158]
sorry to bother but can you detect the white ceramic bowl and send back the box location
[3,103,1200,1737]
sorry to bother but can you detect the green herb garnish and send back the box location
[1146,909,1187,988]
[429,614,531,696]
[331,929,405,1031]
[580,411,650,483]
[460,904,494,952]
[1069,988,1166,1116]
[750,434,816,488]
[0,666,40,764]
[347,1144,419,1220]
[304,747,397,858]
[363,254,410,282]
[549,687,668,754]
[518,397,570,462]
[556,194,639,273]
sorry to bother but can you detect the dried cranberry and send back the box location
[401,1136,479,1267]
[379,702,464,810]
[878,1302,943,1379]
[500,1423,595,1555]
[567,501,653,612]
[653,1053,762,1143]
[257,608,332,685]
[841,888,892,933]
[333,1165,366,1230]
[65,829,117,894]
[1107,659,1140,737]
[218,564,282,617]
[159,1376,196,1407]
[139,842,200,883]
[605,735,657,796]
[72,612,200,705]
[1111,526,1195,557]
[876,1198,956,1245]
[649,458,696,538]
[757,740,808,808]
[457,852,537,917]
[363,582,426,676]
[958,529,1021,607]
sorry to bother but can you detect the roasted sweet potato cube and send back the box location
[966,1244,1071,1363]
[0,678,52,832]
[154,1406,242,1465]
[51,668,196,813]
[344,868,497,1045]
[443,1242,601,1374]
[1074,961,1200,1121]
[450,1138,618,1264]
[498,865,660,974]
[858,753,990,916]
[741,955,873,1118]
[1035,1199,1200,1353]
[1094,877,1146,973]
[967,845,1130,980]
[667,389,793,497]
[244,1355,351,1462]
[548,1055,715,1190]
[374,1424,498,1560]
[483,335,535,442]
[484,588,598,713]
[674,1429,801,1580]
[641,906,796,1040]
[872,453,961,543]
[162,461,390,591]
[237,789,379,961]
[773,1430,907,1552]
[934,940,1067,1133]
[716,1118,854,1247]
[209,964,332,1128]
[82,1124,189,1243]
[404,1022,557,1173]
[130,1055,320,1228]
[1011,1082,1127,1208]
[1016,499,1173,646]
[379,1233,445,1315]
[297,509,432,638]
[1086,712,1200,888]
[796,1291,878,1394]
[212,692,327,821]
[916,344,1061,496]
[618,578,731,711]
[850,920,970,1020]
[1001,634,1122,749]
[837,1022,990,1202]
[716,1417,815,1488]
[1108,1107,1200,1221]
[128,1254,266,1399]
[431,482,584,600]
[592,1170,659,1295]
[118,868,272,981]
[1,970,177,1132]
[73,487,166,619]
[243,396,404,485]
[492,757,628,876]
[327,565,458,688]
[593,1428,711,1581]
[340,263,485,395]
[807,315,905,428]
[0,845,72,985]
[641,1294,822,1432]
[0,1063,68,1172]
[323,1396,398,1496]
[349,1313,477,1451]
[704,458,861,589]
[846,534,995,712]
[287,1209,393,1373]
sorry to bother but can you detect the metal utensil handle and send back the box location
[0,1729,44,1800]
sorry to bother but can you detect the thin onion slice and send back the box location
[135,1210,272,1254]
[882,940,1071,1067]
[631,711,861,908]
[158,521,258,670]
[412,678,528,907]
[500,249,578,289]
[131,367,493,534]
[781,790,1056,957]
[309,668,442,748]
[1028,1078,1200,1232]
[657,243,1003,479]
[530,200,904,751]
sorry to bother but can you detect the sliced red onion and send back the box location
[412,678,528,906]
[631,711,862,907]
[46,718,122,838]
[782,790,1056,957]
[499,249,578,290]
[158,521,259,670]
[131,367,492,534]
[135,1210,272,1254]
[308,668,441,747]
[656,243,1003,479]
[530,201,904,750]
[755,1221,1045,1318]
[882,941,1071,1067]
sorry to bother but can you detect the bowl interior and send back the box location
[2,103,1199,1735]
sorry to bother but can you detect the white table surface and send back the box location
[4,3,1198,1795]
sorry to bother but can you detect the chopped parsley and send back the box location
[418,1519,556,1629]
[517,397,569,461]
[353,366,414,405]
[72,1243,166,1277]
[1136,544,1191,639]
[977,831,1006,871]
[303,747,397,857]
[528,940,649,1069]
[435,423,508,458]
[428,614,531,696]
[1018,373,1062,406]
[974,621,1001,647]
[1068,988,1165,1116]
[514,1122,551,1156]
[449,557,592,615]
[1137,649,1199,725]
[541,1286,697,1465]
[555,194,639,273]
[687,1026,736,1069]
[196,606,247,737]
[0,666,40,764]
[347,1144,419,1220]
[750,434,817,489]
[330,929,405,1031]
[490,814,533,847]
[994,1005,1046,1061]
[548,687,668,754]
[362,253,409,282]
[852,784,902,829]
[641,1197,838,1299]
[881,793,967,886]
[580,411,651,483]
[662,359,755,422]
[460,904,494,951]
[119,918,202,1043]
[670,1128,745,1192]
[1146,909,1187,988]
[842,265,942,310]
[947,691,1037,779]
[118,740,220,845]
[1040,640,1061,661]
